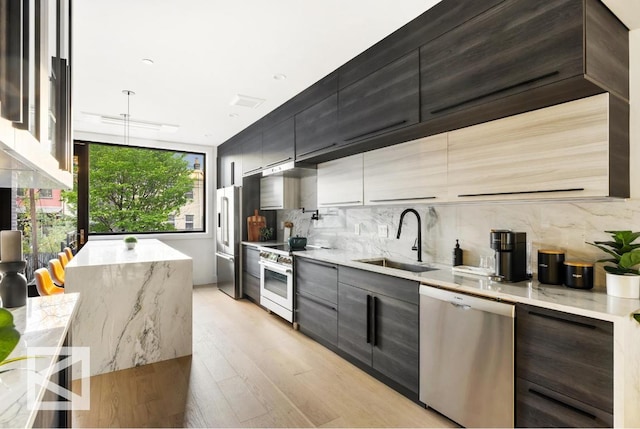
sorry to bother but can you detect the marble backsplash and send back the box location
[278,198,640,289]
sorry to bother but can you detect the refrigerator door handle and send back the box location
[222,196,229,246]
[216,252,235,263]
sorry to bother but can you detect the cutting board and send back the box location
[247,209,266,242]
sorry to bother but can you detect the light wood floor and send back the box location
[72,284,456,428]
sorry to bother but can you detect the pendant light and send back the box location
[121,89,135,145]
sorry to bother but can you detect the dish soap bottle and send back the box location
[453,239,463,266]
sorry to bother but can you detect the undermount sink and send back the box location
[355,257,437,273]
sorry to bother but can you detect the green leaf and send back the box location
[0,308,13,329]
[634,313,640,324]
[0,327,20,363]
[619,251,640,270]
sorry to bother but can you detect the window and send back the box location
[185,189,194,200]
[81,143,205,235]
[39,189,53,199]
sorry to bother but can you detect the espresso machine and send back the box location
[490,230,527,282]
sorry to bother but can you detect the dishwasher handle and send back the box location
[420,284,515,318]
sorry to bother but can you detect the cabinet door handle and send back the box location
[372,296,378,347]
[457,188,584,198]
[430,71,560,115]
[343,119,408,142]
[528,388,597,420]
[297,292,336,311]
[366,294,372,344]
[369,196,436,203]
[297,143,338,158]
[303,259,337,270]
[261,205,283,209]
[319,200,362,206]
[528,310,597,330]
[265,157,292,167]
[244,166,263,175]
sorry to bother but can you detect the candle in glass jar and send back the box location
[0,230,23,262]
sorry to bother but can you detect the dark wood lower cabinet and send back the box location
[243,272,259,302]
[337,271,419,396]
[516,303,614,427]
[295,293,337,348]
[516,378,613,428]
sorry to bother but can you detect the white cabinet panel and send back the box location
[447,94,610,201]
[317,154,363,207]
[260,175,299,210]
[364,134,447,205]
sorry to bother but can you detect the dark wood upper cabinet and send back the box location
[295,93,338,161]
[262,116,294,169]
[218,142,242,188]
[338,50,419,145]
[241,130,263,176]
[420,0,628,126]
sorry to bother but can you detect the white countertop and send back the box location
[0,293,80,428]
[293,249,640,322]
[67,238,191,268]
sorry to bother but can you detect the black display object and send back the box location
[0,261,27,308]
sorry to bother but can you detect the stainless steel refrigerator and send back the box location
[216,185,242,298]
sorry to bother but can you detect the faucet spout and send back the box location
[396,208,422,262]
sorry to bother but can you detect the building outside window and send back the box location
[185,214,194,230]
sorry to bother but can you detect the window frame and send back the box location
[75,139,211,241]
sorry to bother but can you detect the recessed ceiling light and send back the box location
[229,113,239,118]
[273,73,287,81]
[230,94,265,109]
[141,58,154,66]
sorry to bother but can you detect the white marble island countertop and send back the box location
[67,238,191,267]
[0,293,79,428]
[293,249,640,322]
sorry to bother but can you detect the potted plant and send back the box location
[0,308,22,370]
[588,230,640,299]
[124,235,138,250]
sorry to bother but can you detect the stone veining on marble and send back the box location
[65,239,192,378]
[280,199,640,289]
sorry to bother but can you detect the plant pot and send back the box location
[606,272,640,299]
[126,242,136,250]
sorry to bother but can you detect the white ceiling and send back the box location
[72,0,639,149]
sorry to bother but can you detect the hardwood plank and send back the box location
[217,375,269,422]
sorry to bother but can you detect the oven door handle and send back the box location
[259,260,292,274]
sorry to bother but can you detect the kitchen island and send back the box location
[65,239,192,377]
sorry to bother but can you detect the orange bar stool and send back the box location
[48,259,65,287]
[63,247,74,261]
[58,252,69,269]
[34,268,64,296]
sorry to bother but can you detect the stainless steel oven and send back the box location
[258,247,294,322]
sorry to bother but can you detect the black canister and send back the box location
[538,250,565,285]
[563,261,594,289]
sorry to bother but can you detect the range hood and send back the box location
[261,160,316,177]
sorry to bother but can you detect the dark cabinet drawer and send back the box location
[262,117,294,168]
[338,266,418,304]
[516,378,613,428]
[296,292,337,347]
[295,258,338,304]
[338,50,419,145]
[295,94,339,161]
[243,246,260,278]
[420,0,583,122]
[516,303,613,413]
[243,272,259,302]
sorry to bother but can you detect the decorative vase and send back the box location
[606,272,640,299]
[126,242,136,250]
[0,261,27,308]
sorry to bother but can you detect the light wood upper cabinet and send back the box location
[317,154,363,207]
[260,176,300,210]
[364,134,447,205]
[447,93,622,201]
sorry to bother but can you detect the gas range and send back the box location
[257,244,308,266]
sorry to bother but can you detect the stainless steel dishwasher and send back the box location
[419,284,515,428]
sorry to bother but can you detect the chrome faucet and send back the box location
[397,208,422,262]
